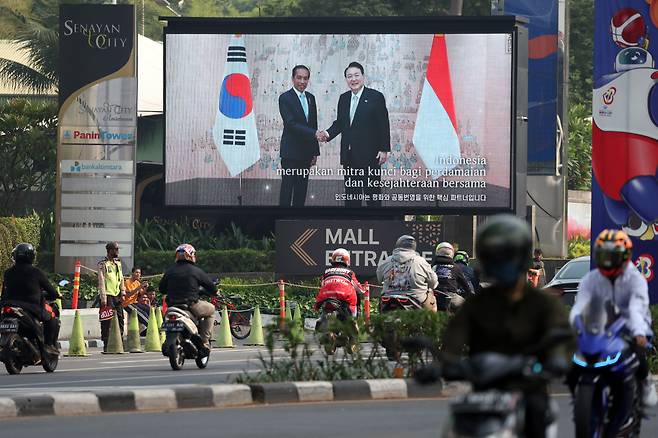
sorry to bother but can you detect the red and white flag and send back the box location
[413,34,461,178]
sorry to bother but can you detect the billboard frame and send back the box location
[161,16,528,217]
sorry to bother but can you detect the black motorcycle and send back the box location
[0,303,60,374]
[161,304,210,371]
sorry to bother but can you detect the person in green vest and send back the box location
[97,241,126,352]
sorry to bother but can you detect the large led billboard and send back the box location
[164,17,526,213]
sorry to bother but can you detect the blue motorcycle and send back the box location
[571,297,644,437]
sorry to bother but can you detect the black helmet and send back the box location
[476,215,532,287]
[12,243,35,264]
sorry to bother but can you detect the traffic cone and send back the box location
[103,312,124,354]
[215,306,234,348]
[65,310,88,357]
[127,309,143,353]
[144,307,162,352]
[244,306,264,346]
[293,303,302,324]
[285,302,292,320]
[155,306,164,344]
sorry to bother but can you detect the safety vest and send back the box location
[100,258,123,297]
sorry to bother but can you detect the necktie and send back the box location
[350,93,359,124]
[300,92,309,120]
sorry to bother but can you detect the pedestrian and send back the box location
[532,248,547,287]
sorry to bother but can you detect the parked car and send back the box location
[544,256,591,306]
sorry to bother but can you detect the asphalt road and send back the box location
[4,396,656,438]
[0,344,279,396]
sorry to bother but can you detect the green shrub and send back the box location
[135,248,274,274]
[568,236,591,258]
[0,213,41,272]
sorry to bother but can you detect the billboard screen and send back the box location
[165,18,522,212]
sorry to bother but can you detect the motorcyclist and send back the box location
[158,244,217,351]
[453,250,480,293]
[569,229,657,406]
[440,215,574,438]
[377,235,438,312]
[0,243,60,354]
[432,242,474,310]
[314,248,364,318]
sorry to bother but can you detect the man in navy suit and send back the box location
[319,62,390,207]
[278,65,320,207]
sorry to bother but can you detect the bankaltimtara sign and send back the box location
[275,218,473,276]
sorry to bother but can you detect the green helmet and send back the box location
[454,250,469,264]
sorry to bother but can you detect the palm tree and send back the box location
[0,0,60,94]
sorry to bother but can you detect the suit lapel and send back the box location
[290,89,306,122]
[351,87,368,126]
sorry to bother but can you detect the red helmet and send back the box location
[594,229,632,278]
[331,248,350,267]
[175,243,196,263]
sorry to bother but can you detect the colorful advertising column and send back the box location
[56,4,136,273]
[593,1,658,302]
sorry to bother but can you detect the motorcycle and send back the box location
[379,293,425,361]
[411,330,571,437]
[161,304,210,371]
[571,297,644,438]
[0,302,60,374]
[315,298,359,355]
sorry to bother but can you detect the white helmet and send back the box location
[435,241,454,258]
[331,248,350,267]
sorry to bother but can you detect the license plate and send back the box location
[162,321,184,332]
[0,320,18,333]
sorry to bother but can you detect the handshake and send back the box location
[315,130,330,142]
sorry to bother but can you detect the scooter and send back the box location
[315,298,359,355]
[161,304,210,370]
[571,297,644,438]
[0,302,60,374]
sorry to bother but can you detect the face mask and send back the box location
[486,262,521,288]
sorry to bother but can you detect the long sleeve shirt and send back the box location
[569,262,652,337]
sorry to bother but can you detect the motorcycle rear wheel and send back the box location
[167,338,185,371]
[3,335,23,375]
[574,383,600,438]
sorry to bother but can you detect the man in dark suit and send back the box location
[278,65,320,207]
[319,61,390,207]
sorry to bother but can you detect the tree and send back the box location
[0,99,58,215]
[568,0,593,106]
[567,103,592,190]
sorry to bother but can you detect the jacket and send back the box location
[433,255,475,296]
[442,284,574,391]
[159,260,217,305]
[570,262,652,337]
[376,248,437,298]
[455,260,481,293]
[1,263,58,319]
[315,266,363,315]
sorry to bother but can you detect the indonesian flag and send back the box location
[212,35,260,176]
[413,34,461,178]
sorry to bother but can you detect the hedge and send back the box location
[0,213,41,272]
[135,248,274,274]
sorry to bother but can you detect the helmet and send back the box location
[435,242,454,258]
[175,243,196,263]
[331,248,350,267]
[594,229,632,278]
[395,235,417,251]
[476,214,532,287]
[454,250,469,264]
[12,243,35,264]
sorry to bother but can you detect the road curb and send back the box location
[0,379,444,419]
